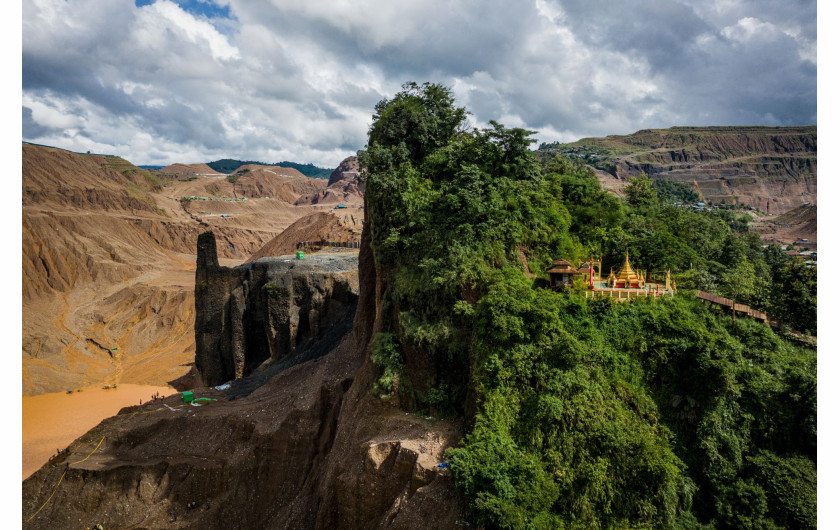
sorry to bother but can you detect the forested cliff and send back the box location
[362,83,816,528]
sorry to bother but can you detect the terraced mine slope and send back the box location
[539,126,816,213]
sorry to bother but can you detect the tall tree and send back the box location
[625,172,659,208]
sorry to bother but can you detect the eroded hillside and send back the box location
[22,144,362,395]
[539,126,817,213]
[23,218,466,529]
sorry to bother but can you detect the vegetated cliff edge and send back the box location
[539,126,817,213]
[22,217,466,529]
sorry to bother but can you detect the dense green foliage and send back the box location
[206,158,332,178]
[549,164,815,334]
[360,83,816,528]
[653,178,701,204]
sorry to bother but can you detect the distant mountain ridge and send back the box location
[207,158,332,178]
[538,125,816,213]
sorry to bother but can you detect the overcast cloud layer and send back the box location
[22,0,816,167]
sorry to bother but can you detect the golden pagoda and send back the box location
[614,250,644,288]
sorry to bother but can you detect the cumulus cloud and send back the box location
[22,0,816,167]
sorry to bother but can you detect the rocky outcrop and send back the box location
[194,231,359,387]
[296,156,364,206]
[23,208,466,529]
[327,156,361,187]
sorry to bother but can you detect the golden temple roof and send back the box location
[616,251,639,283]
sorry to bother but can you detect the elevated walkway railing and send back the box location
[696,291,777,325]
[296,240,362,249]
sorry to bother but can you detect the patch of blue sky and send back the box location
[134,0,234,21]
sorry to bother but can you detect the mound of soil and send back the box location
[234,164,306,178]
[247,211,362,261]
[751,203,817,245]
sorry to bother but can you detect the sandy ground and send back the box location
[22,384,177,479]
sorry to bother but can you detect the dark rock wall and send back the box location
[195,231,359,386]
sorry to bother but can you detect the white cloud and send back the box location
[23,95,83,130]
[147,1,240,61]
[22,0,816,167]
[722,17,779,43]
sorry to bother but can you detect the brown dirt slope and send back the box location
[751,203,817,245]
[23,143,162,212]
[541,126,817,213]
[232,165,327,202]
[22,143,324,395]
[160,163,222,175]
[235,163,306,178]
[246,211,361,261]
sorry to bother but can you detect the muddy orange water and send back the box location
[22,384,176,480]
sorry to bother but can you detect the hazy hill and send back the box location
[539,126,816,213]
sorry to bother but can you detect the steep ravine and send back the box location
[22,218,467,528]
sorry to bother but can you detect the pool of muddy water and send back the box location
[22,384,176,480]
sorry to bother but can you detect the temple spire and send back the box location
[616,251,639,284]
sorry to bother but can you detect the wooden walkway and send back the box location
[696,292,816,347]
[696,291,778,326]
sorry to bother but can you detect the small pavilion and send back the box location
[546,259,588,288]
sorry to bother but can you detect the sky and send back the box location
[22,0,817,168]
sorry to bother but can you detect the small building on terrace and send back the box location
[546,259,588,288]
[549,252,676,301]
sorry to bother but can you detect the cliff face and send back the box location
[296,156,364,206]
[23,208,465,529]
[194,231,359,387]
